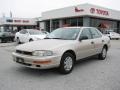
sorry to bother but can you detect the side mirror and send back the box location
[79,36,88,41]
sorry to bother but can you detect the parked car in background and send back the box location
[15,29,49,44]
[0,28,15,43]
[105,31,120,40]
[12,27,110,74]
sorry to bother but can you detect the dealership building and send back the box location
[0,17,37,31]
[39,3,120,33]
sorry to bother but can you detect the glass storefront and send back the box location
[45,17,83,32]
[62,17,83,27]
[0,25,36,32]
[52,19,59,30]
[44,17,120,33]
[45,20,50,32]
[90,18,118,33]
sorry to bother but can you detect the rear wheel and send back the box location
[98,47,107,60]
[16,38,21,44]
[59,53,75,74]
[29,39,33,42]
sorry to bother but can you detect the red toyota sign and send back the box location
[90,8,109,16]
[90,8,95,14]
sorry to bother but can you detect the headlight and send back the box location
[32,50,53,57]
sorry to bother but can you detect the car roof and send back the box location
[62,27,95,29]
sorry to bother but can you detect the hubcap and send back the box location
[102,48,107,58]
[64,56,73,71]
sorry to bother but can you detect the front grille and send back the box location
[16,50,32,56]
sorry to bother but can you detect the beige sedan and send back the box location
[12,27,110,74]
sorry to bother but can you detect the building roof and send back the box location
[41,3,120,21]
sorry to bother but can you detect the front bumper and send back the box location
[12,52,61,69]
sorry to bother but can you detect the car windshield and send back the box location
[29,30,45,35]
[47,28,80,40]
[0,28,8,32]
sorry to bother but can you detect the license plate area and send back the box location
[16,57,24,63]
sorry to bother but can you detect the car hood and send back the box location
[16,39,74,52]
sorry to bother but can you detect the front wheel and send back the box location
[59,53,75,74]
[98,47,107,60]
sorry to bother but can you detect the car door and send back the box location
[89,28,103,54]
[76,28,96,60]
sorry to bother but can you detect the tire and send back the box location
[109,36,111,40]
[16,38,21,44]
[29,39,33,42]
[59,52,75,74]
[98,47,107,60]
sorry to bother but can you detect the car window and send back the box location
[90,28,102,38]
[0,29,4,32]
[47,28,80,40]
[80,28,92,39]
[29,30,43,35]
[19,30,28,34]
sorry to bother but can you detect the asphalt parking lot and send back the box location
[0,40,120,90]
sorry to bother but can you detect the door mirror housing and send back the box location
[79,36,88,41]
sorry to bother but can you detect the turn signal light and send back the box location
[33,60,52,64]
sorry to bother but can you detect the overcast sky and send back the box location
[0,0,119,18]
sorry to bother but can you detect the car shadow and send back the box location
[75,56,99,67]
[15,66,60,77]
[13,55,110,78]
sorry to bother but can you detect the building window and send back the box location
[45,20,50,32]
[70,18,77,26]
[52,19,59,30]
[90,18,117,33]
[77,18,83,26]
[62,17,83,27]
[6,19,13,22]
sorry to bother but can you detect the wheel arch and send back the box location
[62,50,76,61]
[103,44,108,51]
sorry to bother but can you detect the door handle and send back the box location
[91,41,94,44]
